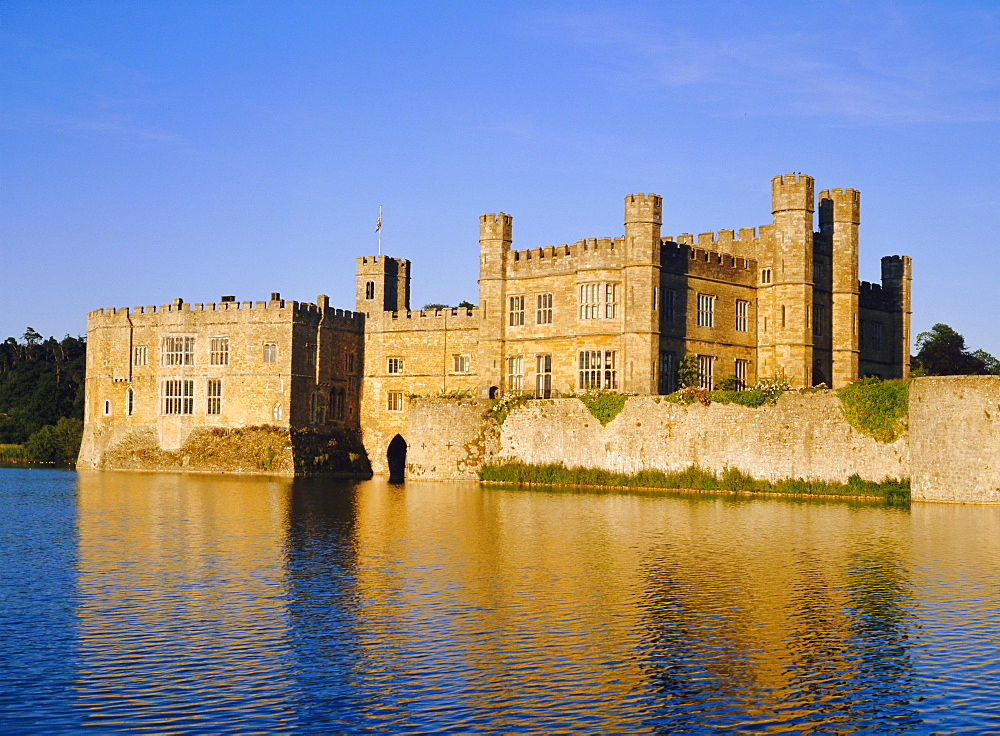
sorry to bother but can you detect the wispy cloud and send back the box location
[525,5,1000,124]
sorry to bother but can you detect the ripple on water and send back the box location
[1,472,999,732]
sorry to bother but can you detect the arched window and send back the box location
[125,387,134,416]
[365,281,375,300]
[103,400,111,416]
[273,403,282,421]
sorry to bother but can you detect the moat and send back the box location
[2,468,998,733]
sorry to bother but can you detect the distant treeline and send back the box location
[0,329,86,461]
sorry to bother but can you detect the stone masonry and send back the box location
[80,174,911,477]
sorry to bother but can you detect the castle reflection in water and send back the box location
[70,471,1000,732]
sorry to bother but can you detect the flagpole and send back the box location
[377,205,382,257]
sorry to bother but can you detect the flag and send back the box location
[375,208,382,232]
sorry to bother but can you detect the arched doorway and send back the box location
[387,434,407,481]
[489,386,499,399]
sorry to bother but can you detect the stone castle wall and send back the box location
[409,392,908,485]
[909,377,1000,504]
[407,377,1000,504]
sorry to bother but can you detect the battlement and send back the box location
[371,306,480,332]
[504,236,625,277]
[818,187,861,225]
[624,192,663,224]
[480,212,513,241]
[357,255,410,271]
[87,295,365,326]
[660,240,757,280]
[772,173,815,213]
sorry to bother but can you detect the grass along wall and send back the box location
[493,392,909,484]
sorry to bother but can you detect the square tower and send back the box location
[356,256,410,316]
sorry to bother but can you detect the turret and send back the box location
[622,193,663,394]
[623,193,662,264]
[768,174,815,387]
[477,212,513,397]
[355,256,410,316]
[479,212,512,279]
[820,187,861,387]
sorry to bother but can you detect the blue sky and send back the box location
[2,0,998,355]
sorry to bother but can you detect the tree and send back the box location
[677,353,699,388]
[972,349,1000,376]
[913,324,989,376]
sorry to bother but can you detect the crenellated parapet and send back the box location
[368,306,480,333]
[87,296,365,329]
[660,240,758,284]
[505,236,625,277]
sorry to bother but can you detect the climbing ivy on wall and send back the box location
[836,378,909,443]
[578,392,628,426]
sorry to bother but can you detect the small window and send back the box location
[387,357,404,374]
[103,400,111,416]
[661,288,676,325]
[453,354,470,373]
[579,282,620,320]
[207,379,221,415]
[870,322,883,351]
[735,300,749,332]
[536,293,553,325]
[813,304,825,336]
[578,350,618,390]
[210,337,229,366]
[658,351,676,394]
[162,336,195,366]
[263,343,278,363]
[535,354,552,398]
[161,379,194,415]
[387,391,404,412]
[331,388,345,420]
[346,353,356,373]
[125,387,134,416]
[697,294,715,328]
[580,283,601,319]
[273,403,282,421]
[605,283,619,319]
[813,263,823,282]
[761,268,772,284]
[697,355,714,390]
[132,346,148,366]
[365,281,375,300]
[734,359,749,391]
[508,296,525,327]
[507,355,523,393]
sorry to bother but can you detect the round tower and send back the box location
[769,174,815,387]
[623,193,663,395]
[477,212,512,398]
[819,187,860,387]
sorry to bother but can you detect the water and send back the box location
[1,468,998,733]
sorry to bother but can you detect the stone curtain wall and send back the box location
[409,377,1000,503]
[407,399,499,480]
[910,376,1000,503]
[493,393,909,483]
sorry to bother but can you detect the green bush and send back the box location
[486,392,530,424]
[578,392,628,425]
[836,378,909,442]
[479,461,909,501]
[23,417,83,464]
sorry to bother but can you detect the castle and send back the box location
[78,174,911,475]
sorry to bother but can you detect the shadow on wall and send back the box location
[387,434,407,482]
